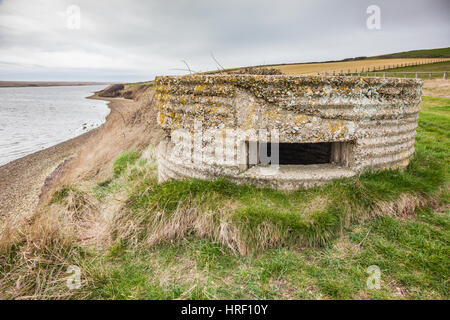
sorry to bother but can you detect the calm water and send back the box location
[0,85,110,166]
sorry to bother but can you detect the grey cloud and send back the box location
[0,0,449,81]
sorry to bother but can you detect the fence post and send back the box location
[444,72,448,80]
[404,73,407,78]
[383,72,386,78]
[429,73,432,79]
[415,73,418,78]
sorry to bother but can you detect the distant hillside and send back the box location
[373,47,450,59]
[222,47,450,75]
[127,47,450,82]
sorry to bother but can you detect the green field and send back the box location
[349,61,449,79]
[374,47,450,59]
[384,61,450,72]
[2,95,448,299]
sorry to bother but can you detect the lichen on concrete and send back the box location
[155,74,423,190]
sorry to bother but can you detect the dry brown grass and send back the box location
[0,85,165,299]
[422,79,450,98]
[108,188,436,257]
[0,182,127,299]
[111,198,249,255]
[38,88,164,208]
[273,58,450,75]
[0,192,88,299]
[5,187,428,299]
[372,193,429,219]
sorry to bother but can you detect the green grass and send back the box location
[49,186,78,205]
[349,61,449,79]
[121,97,448,251]
[80,202,449,299]
[374,47,450,59]
[383,61,450,73]
[74,96,449,299]
[125,81,153,87]
[1,97,448,300]
[49,187,71,204]
[113,150,142,177]
[92,179,119,199]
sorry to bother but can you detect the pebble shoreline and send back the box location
[0,94,116,219]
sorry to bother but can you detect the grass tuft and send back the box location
[113,150,142,177]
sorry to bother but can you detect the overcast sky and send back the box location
[0,0,449,82]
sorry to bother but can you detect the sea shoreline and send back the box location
[0,93,117,218]
[0,81,113,88]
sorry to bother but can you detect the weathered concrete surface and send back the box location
[155,74,423,189]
